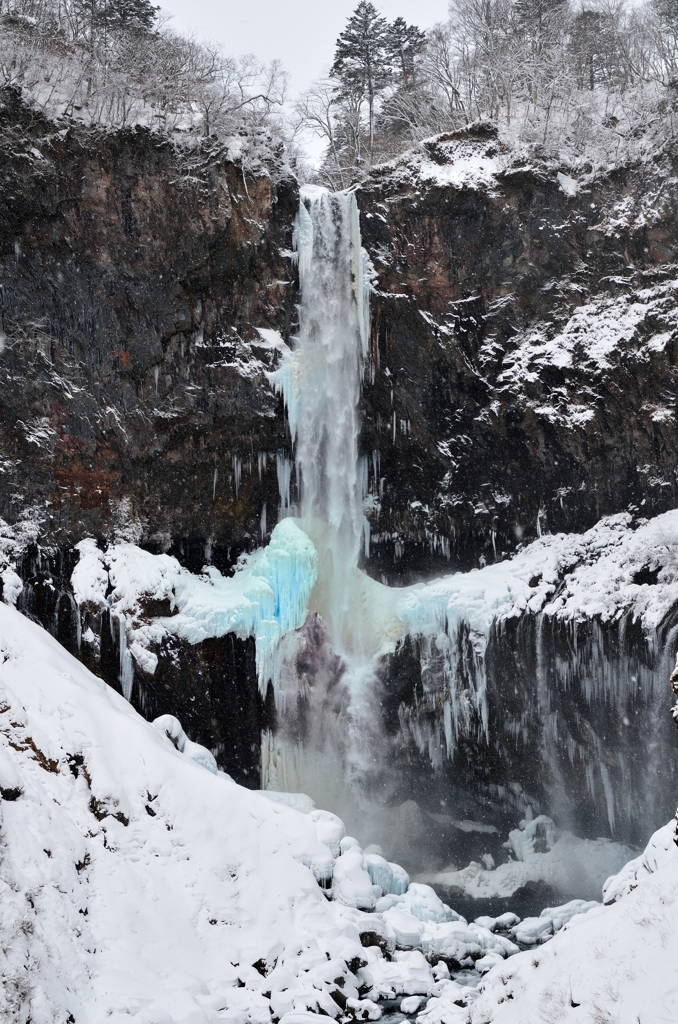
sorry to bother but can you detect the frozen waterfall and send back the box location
[269,186,375,656]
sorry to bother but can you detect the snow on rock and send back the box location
[311,808,346,857]
[509,916,553,946]
[0,601,392,1024]
[539,898,600,933]
[395,507,678,755]
[602,818,678,903]
[418,816,635,903]
[333,843,379,910]
[152,714,219,774]
[72,518,318,696]
[369,951,434,998]
[0,511,42,607]
[372,127,507,197]
[398,509,678,644]
[382,909,425,949]
[418,819,678,1023]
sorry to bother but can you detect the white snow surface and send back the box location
[0,602,397,1023]
[399,509,678,642]
[3,598,678,1022]
[417,819,678,1024]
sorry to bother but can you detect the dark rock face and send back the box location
[357,126,678,581]
[379,610,678,847]
[0,86,297,561]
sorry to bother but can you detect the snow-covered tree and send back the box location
[331,1,391,158]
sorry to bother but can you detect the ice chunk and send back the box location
[383,908,425,949]
[377,883,455,924]
[421,920,482,961]
[400,995,422,1013]
[510,916,553,945]
[494,912,520,930]
[475,951,503,975]
[364,854,409,896]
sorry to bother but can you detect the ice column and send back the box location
[270,187,370,652]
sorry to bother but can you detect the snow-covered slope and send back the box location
[0,602,376,1023]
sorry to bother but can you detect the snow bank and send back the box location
[399,509,678,642]
[417,818,678,1023]
[602,818,678,903]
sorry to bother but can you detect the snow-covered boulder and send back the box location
[376,883,456,923]
[152,713,218,773]
[311,807,346,856]
[602,819,678,903]
[333,843,379,909]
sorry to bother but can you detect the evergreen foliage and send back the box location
[295,0,678,186]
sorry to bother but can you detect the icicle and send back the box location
[276,453,292,517]
[232,456,241,499]
[212,467,218,501]
[260,503,267,540]
[119,617,134,702]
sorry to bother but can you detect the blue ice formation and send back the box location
[375,883,457,923]
[168,518,318,696]
[248,518,318,691]
[364,853,410,896]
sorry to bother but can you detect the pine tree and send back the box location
[386,17,426,85]
[74,0,159,36]
[331,1,391,158]
[105,0,159,30]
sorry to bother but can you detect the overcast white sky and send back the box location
[159,0,450,95]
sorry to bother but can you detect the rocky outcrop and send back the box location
[358,124,678,580]
[0,86,297,565]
